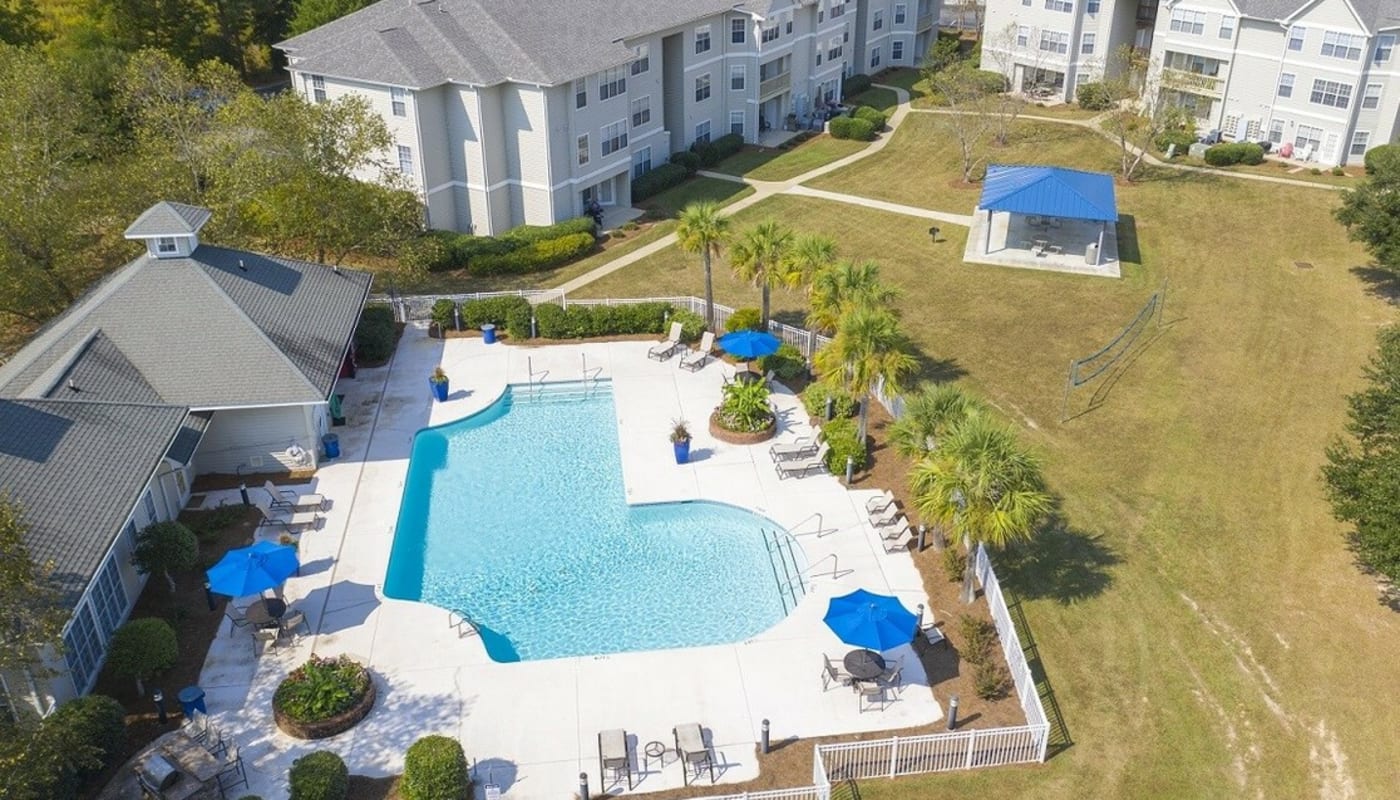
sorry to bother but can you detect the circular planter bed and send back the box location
[709,410,777,445]
[273,656,376,740]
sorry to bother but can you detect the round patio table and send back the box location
[843,649,886,681]
[245,597,286,628]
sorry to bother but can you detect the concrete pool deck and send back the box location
[196,325,942,799]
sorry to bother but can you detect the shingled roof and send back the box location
[123,201,213,238]
[0,399,189,603]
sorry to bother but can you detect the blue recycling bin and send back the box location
[178,686,206,717]
[322,433,340,459]
[482,323,497,344]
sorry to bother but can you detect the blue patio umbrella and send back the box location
[206,540,300,597]
[717,330,782,361]
[823,589,919,651]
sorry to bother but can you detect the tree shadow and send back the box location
[910,347,967,384]
[995,510,1119,605]
[770,309,810,329]
[1348,265,1400,305]
[1005,592,1074,759]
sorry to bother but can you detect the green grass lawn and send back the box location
[570,167,1400,794]
[636,175,755,218]
[845,87,901,115]
[713,136,869,182]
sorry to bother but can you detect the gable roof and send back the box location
[0,399,189,603]
[277,0,759,89]
[979,165,1119,223]
[1234,0,1400,30]
[0,244,373,408]
[124,201,213,238]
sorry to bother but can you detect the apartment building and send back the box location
[981,0,1157,100]
[278,0,937,235]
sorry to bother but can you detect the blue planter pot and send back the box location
[673,439,691,464]
[430,379,449,402]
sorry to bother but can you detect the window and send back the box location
[1169,9,1206,35]
[1081,33,1096,55]
[1268,119,1285,144]
[1287,26,1305,51]
[786,19,793,34]
[730,110,745,136]
[1376,34,1396,63]
[391,87,407,117]
[90,556,128,640]
[1351,130,1371,156]
[631,44,649,75]
[599,67,626,100]
[1364,83,1382,109]
[630,96,651,127]
[1022,0,1030,6]
[575,80,587,109]
[871,45,881,68]
[873,10,883,30]
[63,604,102,694]
[1039,31,1069,54]
[732,18,747,44]
[142,491,157,524]
[695,25,711,54]
[397,144,414,175]
[1321,31,1364,60]
[601,120,628,156]
[577,134,589,165]
[830,0,846,18]
[156,237,178,254]
[828,38,844,60]
[695,120,711,145]
[1219,15,1235,39]
[1086,0,1099,12]
[1310,78,1352,109]
[632,146,652,179]
[695,73,711,101]
[895,3,906,23]
[1295,124,1322,151]
[730,64,746,90]
[893,40,904,60]
[1044,0,1072,12]
[310,75,326,103]
[1277,73,1294,98]
[1016,25,1029,47]
[762,23,779,43]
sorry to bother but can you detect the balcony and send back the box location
[1163,68,1223,96]
[760,71,792,99]
[917,12,934,30]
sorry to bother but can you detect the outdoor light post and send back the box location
[578,772,589,800]
[947,695,960,730]
[761,718,770,754]
[203,581,216,612]
[917,524,927,552]
[153,690,168,725]
[844,456,854,486]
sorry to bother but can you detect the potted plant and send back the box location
[429,366,449,402]
[670,419,692,464]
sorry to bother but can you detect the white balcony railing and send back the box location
[760,71,792,98]
[1163,67,1223,96]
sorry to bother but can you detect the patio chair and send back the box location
[761,369,776,388]
[673,723,716,786]
[870,507,901,527]
[181,710,210,743]
[865,492,895,515]
[598,728,633,789]
[917,621,947,649]
[218,743,248,794]
[649,321,684,361]
[769,435,819,462]
[252,627,278,656]
[225,609,254,637]
[278,610,309,639]
[203,725,227,757]
[858,681,889,713]
[774,443,829,479]
[879,518,912,553]
[264,480,325,511]
[821,654,853,691]
[253,499,320,533]
[679,331,715,372]
[878,666,905,699]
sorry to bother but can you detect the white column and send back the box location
[984,209,993,253]
[1097,223,1105,266]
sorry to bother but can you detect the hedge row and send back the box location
[1155,128,1198,154]
[690,133,744,168]
[1075,81,1114,111]
[852,106,887,130]
[355,304,396,364]
[842,73,872,97]
[1204,142,1265,166]
[470,232,596,275]
[1364,143,1400,174]
[406,217,598,274]
[534,302,671,339]
[829,116,876,141]
[632,162,688,201]
[670,150,701,174]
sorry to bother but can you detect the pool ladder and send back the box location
[762,528,807,613]
[447,609,480,638]
[581,353,603,397]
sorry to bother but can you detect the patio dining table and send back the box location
[245,597,286,628]
[843,649,887,682]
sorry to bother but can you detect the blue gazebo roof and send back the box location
[978,165,1118,223]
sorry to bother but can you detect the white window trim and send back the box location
[156,237,178,254]
[731,64,747,90]
[577,134,590,166]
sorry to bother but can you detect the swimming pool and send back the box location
[384,382,805,662]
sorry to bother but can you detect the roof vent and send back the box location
[67,378,79,393]
[238,259,247,272]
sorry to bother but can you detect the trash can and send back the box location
[482,323,497,344]
[1085,242,1100,266]
[322,433,340,459]
[178,686,206,718]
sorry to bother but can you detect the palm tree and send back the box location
[784,233,838,294]
[675,200,731,329]
[813,303,918,444]
[908,415,1052,602]
[888,383,986,459]
[806,260,900,335]
[729,220,795,327]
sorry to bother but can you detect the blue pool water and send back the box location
[384,383,802,662]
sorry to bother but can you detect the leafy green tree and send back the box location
[783,233,837,299]
[675,200,730,330]
[0,498,68,677]
[888,383,987,459]
[106,618,178,695]
[96,0,214,66]
[813,303,918,444]
[729,220,795,328]
[805,259,899,335]
[909,415,1052,602]
[1335,160,1400,274]
[0,0,45,46]
[131,521,198,593]
[924,33,963,74]
[288,0,373,36]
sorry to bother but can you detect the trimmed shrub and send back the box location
[355,304,397,363]
[403,232,456,273]
[505,302,533,340]
[107,618,178,693]
[450,234,516,267]
[45,695,127,781]
[852,106,887,130]
[1075,81,1114,111]
[1237,142,1265,165]
[800,382,857,420]
[459,296,530,330]
[974,661,1011,700]
[430,299,457,331]
[958,615,999,666]
[533,302,671,339]
[632,163,689,201]
[1154,128,1197,154]
[669,150,702,175]
[724,307,762,332]
[402,735,470,800]
[502,216,595,244]
[820,416,867,473]
[469,232,596,275]
[289,750,349,800]
[670,308,706,342]
[534,303,567,338]
[942,547,967,583]
[829,116,877,141]
[131,521,198,591]
[972,69,1009,94]
[711,132,745,161]
[1332,166,1346,176]
[841,73,872,97]
[1203,142,1263,166]
[757,342,806,382]
[1364,143,1400,174]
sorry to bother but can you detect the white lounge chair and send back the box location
[679,331,715,372]
[774,444,829,479]
[769,435,819,462]
[253,499,320,533]
[673,723,715,786]
[264,480,325,511]
[865,491,895,515]
[598,728,633,789]
[879,518,911,552]
[649,321,684,361]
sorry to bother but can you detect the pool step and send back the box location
[508,381,612,405]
